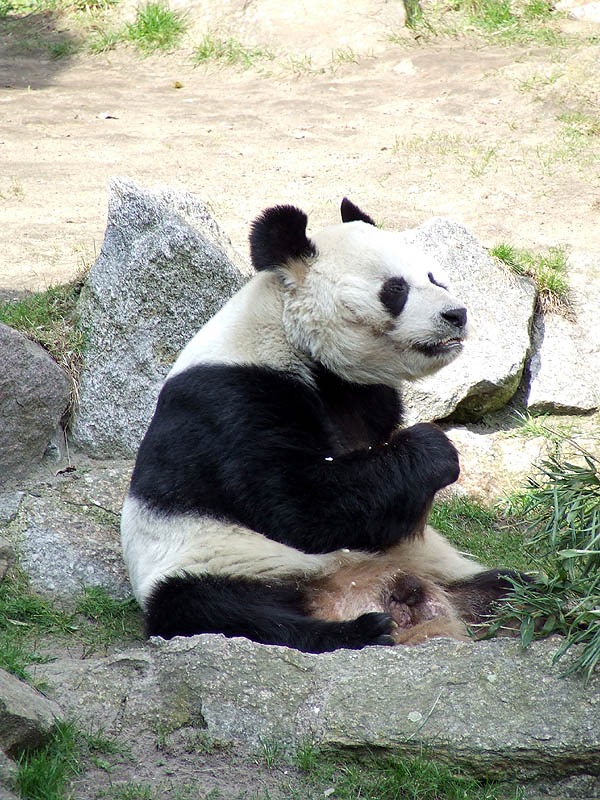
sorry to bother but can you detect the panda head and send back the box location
[249,199,467,386]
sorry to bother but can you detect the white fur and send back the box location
[122,212,474,611]
[122,496,370,607]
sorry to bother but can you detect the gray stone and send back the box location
[527,313,598,415]
[2,458,132,601]
[34,635,600,782]
[399,219,537,423]
[0,668,61,757]
[0,538,15,583]
[0,324,71,488]
[0,751,17,796]
[71,177,249,459]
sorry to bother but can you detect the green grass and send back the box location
[293,749,522,800]
[192,34,274,69]
[0,568,142,682]
[0,277,85,389]
[403,0,568,45]
[17,720,129,800]
[490,443,600,679]
[490,242,570,313]
[125,2,186,54]
[430,496,532,572]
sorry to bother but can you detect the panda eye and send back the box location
[380,277,409,317]
[428,272,448,290]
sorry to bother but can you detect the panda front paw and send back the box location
[393,422,460,491]
[344,612,396,648]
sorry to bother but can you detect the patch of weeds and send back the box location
[88,27,121,52]
[0,275,86,395]
[403,0,424,28]
[48,36,78,58]
[258,735,287,769]
[295,748,522,799]
[403,0,567,45]
[125,2,186,54]
[108,782,156,799]
[0,569,77,681]
[193,34,274,69]
[0,0,13,16]
[490,242,570,313]
[490,442,600,680]
[430,496,531,571]
[75,586,142,653]
[0,568,142,681]
[330,45,359,65]
[17,721,82,800]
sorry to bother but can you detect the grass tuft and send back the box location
[295,748,523,799]
[0,277,86,405]
[490,242,570,313]
[192,34,274,69]
[0,568,142,682]
[491,441,600,680]
[125,2,186,54]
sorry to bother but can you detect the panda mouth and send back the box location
[415,338,464,357]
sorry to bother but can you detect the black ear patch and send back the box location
[249,205,317,271]
[340,198,376,226]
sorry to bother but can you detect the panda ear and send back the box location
[340,198,376,226]
[249,205,317,272]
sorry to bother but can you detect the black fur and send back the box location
[340,198,376,226]
[130,363,460,555]
[447,569,530,622]
[145,574,395,653]
[249,205,317,271]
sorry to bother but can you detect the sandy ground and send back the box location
[1,3,599,297]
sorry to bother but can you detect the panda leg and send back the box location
[446,569,531,623]
[144,573,395,654]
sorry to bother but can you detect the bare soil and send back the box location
[1,4,599,296]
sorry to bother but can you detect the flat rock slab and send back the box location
[34,635,600,782]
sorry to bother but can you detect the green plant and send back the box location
[17,721,83,800]
[490,242,570,312]
[430,496,531,571]
[193,34,274,69]
[125,2,186,53]
[0,569,142,681]
[490,442,600,680]
[0,276,86,390]
[295,749,522,799]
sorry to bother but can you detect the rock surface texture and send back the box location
[0,324,71,489]
[71,178,249,458]
[33,635,600,781]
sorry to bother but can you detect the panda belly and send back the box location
[304,556,469,645]
[121,494,370,608]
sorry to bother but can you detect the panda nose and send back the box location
[441,307,467,328]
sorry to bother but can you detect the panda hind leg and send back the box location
[144,573,395,654]
[446,569,531,626]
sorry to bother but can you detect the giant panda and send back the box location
[121,198,520,653]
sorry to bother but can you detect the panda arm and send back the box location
[131,364,458,554]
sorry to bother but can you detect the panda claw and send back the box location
[350,611,396,647]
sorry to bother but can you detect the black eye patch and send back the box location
[428,272,448,290]
[380,277,409,316]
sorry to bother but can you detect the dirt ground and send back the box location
[1,2,599,297]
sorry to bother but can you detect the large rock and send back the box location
[399,219,537,423]
[34,635,600,782]
[0,668,62,757]
[527,313,598,414]
[0,324,71,488]
[71,178,249,459]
